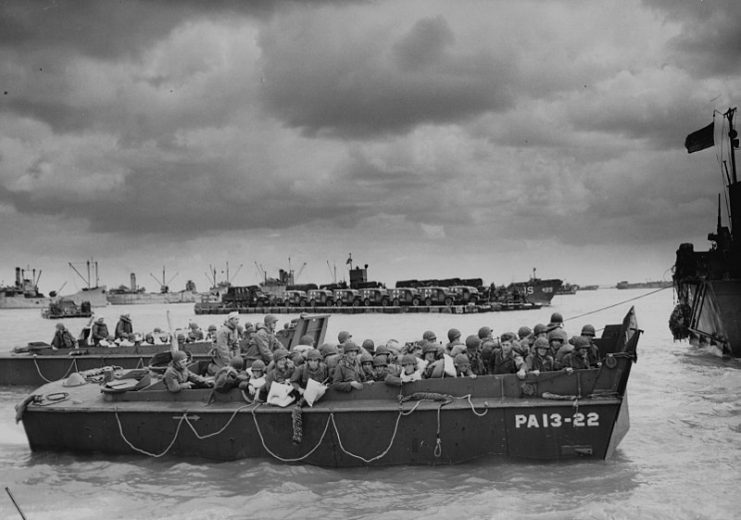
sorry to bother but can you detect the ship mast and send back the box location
[726,107,740,243]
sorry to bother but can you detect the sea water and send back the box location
[0,289,739,519]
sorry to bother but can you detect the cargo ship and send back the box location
[0,263,107,309]
[107,270,198,305]
[671,107,741,357]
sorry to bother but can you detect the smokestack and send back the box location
[130,273,137,291]
[15,267,21,287]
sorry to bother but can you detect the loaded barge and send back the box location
[2,314,328,386]
[17,308,639,466]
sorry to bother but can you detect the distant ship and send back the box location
[107,269,198,305]
[671,107,741,357]
[616,280,672,290]
[556,282,579,295]
[0,263,107,309]
[578,285,600,291]
[506,269,562,306]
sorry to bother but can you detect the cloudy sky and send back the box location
[1,0,739,294]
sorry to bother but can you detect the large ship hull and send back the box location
[17,309,638,466]
[0,286,108,309]
[107,291,198,305]
[0,294,49,309]
[676,279,741,357]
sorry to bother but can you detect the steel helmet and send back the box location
[548,329,568,343]
[465,335,481,351]
[517,326,532,339]
[580,324,596,337]
[342,341,360,354]
[361,339,375,353]
[359,352,373,364]
[423,330,437,341]
[447,328,461,342]
[171,351,188,363]
[338,330,352,343]
[306,349,322,361]
[533,337,550,350]
[478,326,492,339]
[273,348,289,362]
[251,360,266,372]
[453,353,470,369]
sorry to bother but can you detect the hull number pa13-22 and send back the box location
[514,412,599,429]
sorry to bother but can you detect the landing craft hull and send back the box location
[507,279,562,306]
[0,342,213,386]
[21,390,625,466]
[18,309,638,466]
[678,279,741,357]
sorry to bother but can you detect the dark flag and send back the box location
[685,122,714,153]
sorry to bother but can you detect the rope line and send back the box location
[251,405,333,462]
[184,405,253,440]
[565,286,670,322]
[330,411,403,464]
[115,409,188,458]
[33,357,78,384]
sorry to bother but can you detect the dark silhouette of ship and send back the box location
[671,107,741,357]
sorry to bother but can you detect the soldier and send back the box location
[290,349,328,395]
[359,352,375,382]
[214,357,248,393]
[547,328,569,360]
[332,341,365,392]
[263,348,295,397]
[558,337,592,371]
[115,314,133,341]
[90,317,109,346]
[253,315,283,357]
[164,351,210,393]
[580,324,602,366]
[337,330,353,348]
[464,335,487,376]
[51,322,77,349]
[361,339,375,356]
[187,321,204,342]
[444,328,464,355]
[319,343,341,379]
[386,354,422,385]
[206,324,218,341]
[241,359,267,399]
[525,337,556,375]
[491,337,526,378]
[210,311,240,375]
[453,353,477,378]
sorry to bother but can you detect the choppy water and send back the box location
[1,289,739,519]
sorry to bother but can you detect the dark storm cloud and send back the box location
[0,0,292,59]
[258,14,514,138]
[4,158,360,235]
[643,0,741,77]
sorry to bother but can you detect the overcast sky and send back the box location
[1,0,740,293]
